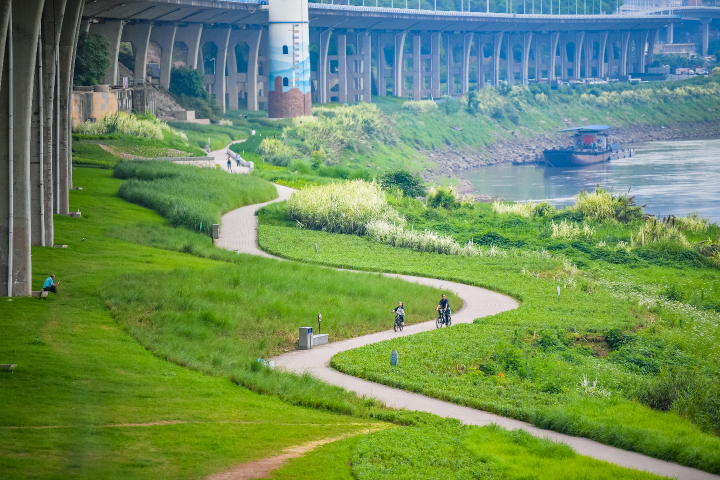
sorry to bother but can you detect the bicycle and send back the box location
[394,313,404,332]
[436,309,452,328]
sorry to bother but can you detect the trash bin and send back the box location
[298,327,313,350]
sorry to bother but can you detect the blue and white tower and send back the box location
[268,0,312,118]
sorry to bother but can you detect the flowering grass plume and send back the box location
[551,220,595,240]
[632,217,690,248]
[73,112,187,141]
[287,180,403,235]
[492,201,536,218]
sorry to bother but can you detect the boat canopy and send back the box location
[558,125,611,132]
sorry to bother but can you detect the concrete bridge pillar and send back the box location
[58,0,84,210]
[149,24,176,90]
[121,23,152,85]
[89,19,123,85]
[667,23,673,44]
[412,33,421,100]
[700,19,710,57]
[360,32,371,102]
[431,32,441,96]
[492,32,503,86]
[521,32,532,85]
[200,27,231,111]
[620,31,630,76]
[227,33,239,110]
[506,36,514,86]
[0,0,45,297]
[245,29,263,111]
[584,34,591,78]
[598,31,608,78]
[319,29,331,102]
[175,24,203,69]
[549,32,559,81]
[31,41,45,247]
[40,0,67,247]
[560,35,568,80]
[393,31,406,97]
[337,33,347,103]
[574,31,585,80]
[462,33,473,93]
[647,29,656,69]
[533,34,541,82]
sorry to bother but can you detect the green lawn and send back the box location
[257,218,720,474]
[0,169,380,479]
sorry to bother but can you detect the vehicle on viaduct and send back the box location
[0,0,714,297]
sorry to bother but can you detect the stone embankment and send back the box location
[423,120,720,184]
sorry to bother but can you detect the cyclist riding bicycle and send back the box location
[436,294,451,324]
[393,302,405,326]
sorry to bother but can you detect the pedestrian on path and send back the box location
[236,152,242,168]
[43,274,59,294]
[227,156,232,172]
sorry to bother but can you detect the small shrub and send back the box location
[535,92,549,104]
[632,217,690,248]
[402,100,438,113]
[378,169,427,198]
[257,138,297,158]
[427,186,460,209]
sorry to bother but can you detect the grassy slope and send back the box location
[257,218,720,473]
[0,169,379,479]
[269,423,664,480]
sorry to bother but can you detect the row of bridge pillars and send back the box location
[87,20,270,113]
[314,28,654,103]
[1,0,84,297]
[88,19,657,112]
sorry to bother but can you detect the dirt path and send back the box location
[216,184,719,480]
[202,428,379,480]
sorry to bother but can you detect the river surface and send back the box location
[461,138,720,223]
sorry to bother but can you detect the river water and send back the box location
[461,138,720,224]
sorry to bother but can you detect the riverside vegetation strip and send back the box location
[257,184,720,474]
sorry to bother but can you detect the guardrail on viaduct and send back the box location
[0,0,679,297]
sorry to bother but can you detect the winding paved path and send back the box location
[218,183,718,480]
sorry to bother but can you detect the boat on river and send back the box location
[542,125,634,167]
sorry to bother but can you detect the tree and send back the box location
[73,31,111,86]
[169,67,207,98]
[378,169,427,198]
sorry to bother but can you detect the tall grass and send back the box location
[493,200,536,218]
[402,100,438,113]
[633,217,690,248]
[74,112,187,141]
[114,160,276,235]
[551,220,595,240]
[287,180,402,235]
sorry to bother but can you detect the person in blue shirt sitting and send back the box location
[43,274,59,294]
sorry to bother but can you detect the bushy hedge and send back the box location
[114,160,276,235]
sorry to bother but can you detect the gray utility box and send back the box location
[299,327,314,350]
[313,334,329,346]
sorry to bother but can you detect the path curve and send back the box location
[218,183,718,480]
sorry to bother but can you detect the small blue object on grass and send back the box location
[557,285,561,300]
[391,350,398,371]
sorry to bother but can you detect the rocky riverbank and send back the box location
[421,119,720,183]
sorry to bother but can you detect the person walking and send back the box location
[43,274,59,294]
[227,156,232,172]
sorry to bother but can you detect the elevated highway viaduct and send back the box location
[0,0,674,296]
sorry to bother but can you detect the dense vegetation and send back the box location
[168,67,224,122]
[257,181,720,473]
[114,160,277,235]
[73,30,111,86]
